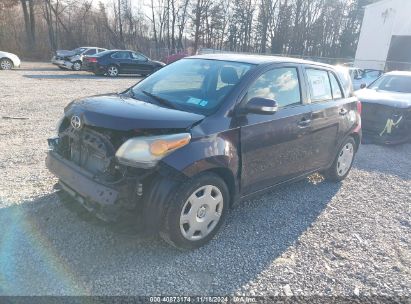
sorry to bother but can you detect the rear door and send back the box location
[303,66,352,171]
[111,51,133,73]
[239,64,314,195]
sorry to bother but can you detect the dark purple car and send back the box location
[46,54,362,249]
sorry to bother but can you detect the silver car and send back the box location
[51,47,107,71]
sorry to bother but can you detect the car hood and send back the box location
[0,51,17,57]
[56,50,77,57]
[355,89,411,108]
[64,94,205,131]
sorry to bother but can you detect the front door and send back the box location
[239,65,314,195]
[130,52,152,75]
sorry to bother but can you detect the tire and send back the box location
[0,58,13,70]
[324,136,356,182]
[72,61,82,71]
[160,172,229,250]
[106,65,119,77]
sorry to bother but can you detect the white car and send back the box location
[51,47,107,71]
[348,67,383,90]
[0,51,21,70]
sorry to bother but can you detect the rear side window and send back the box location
[329,72,343,99]
[112,51,130,59]
[306,69,332,102]
[247,67,301,108]
[84,49,97,55]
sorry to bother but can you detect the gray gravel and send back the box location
[0,62,410,296]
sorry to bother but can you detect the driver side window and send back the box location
[247,67,301,108]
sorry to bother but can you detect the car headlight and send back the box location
[115,133,191,168]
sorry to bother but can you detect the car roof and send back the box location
[107,49,137,52]
[188,53,333,68]
[80,46,106,49]
[385,71,411,76]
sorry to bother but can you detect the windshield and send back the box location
[369,75,411,93]
[131,58,254,115]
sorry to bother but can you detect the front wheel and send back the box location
[0,58,13,70]
[160,172,229,250]
[324,137,356,182]
[72,61,82,71]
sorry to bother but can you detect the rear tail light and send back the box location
[87,57,97,63]
[356,100,362,115]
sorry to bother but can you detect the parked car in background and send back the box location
[46,54,361,249]
[348,67,383,90]
[163,52,188,64]
[0,51,21,70]
[51,47,107,71]
[355,71,411,144]
[82,50,165,77]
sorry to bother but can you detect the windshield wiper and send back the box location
[141,90,179,110]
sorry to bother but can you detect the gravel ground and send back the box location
[0,62,410,297]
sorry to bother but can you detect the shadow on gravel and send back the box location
[353,143,411,181]
[0,178,340,295]
[18,67,60,72]
[23,74,143,80]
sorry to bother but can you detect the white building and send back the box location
[354,0,411,71]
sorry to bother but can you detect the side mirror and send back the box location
[243,97,278,115]
[360,83,367,89]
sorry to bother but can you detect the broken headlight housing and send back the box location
[115,133,191,168]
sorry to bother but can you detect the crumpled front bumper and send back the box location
[46,151,124,221]
[51,57,74,69]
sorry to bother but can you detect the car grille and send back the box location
[58,126,116,175]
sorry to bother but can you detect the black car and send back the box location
[46,54,361,249]
[83,50,165,77]
[355,71,411,144]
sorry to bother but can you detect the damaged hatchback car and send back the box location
[355,71,411,144]
[51,47,107,71]
[46,54,362,249]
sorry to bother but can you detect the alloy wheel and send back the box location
[0,59,12,70]
[72,62,81,71]
[107,66,119,77]
[180,185,224,241]
[337,142,354,177]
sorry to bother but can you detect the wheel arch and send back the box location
[201,167,236,208]
[350,132,361,151]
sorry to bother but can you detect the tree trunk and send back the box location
[20,0,33,49]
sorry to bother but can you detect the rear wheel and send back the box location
[107,65,119,77]
[324,137,356,182]
[160,172,229,250]
[0,58,13,70]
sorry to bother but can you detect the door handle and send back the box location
[297,119,311,128]
[339,108,348,116]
